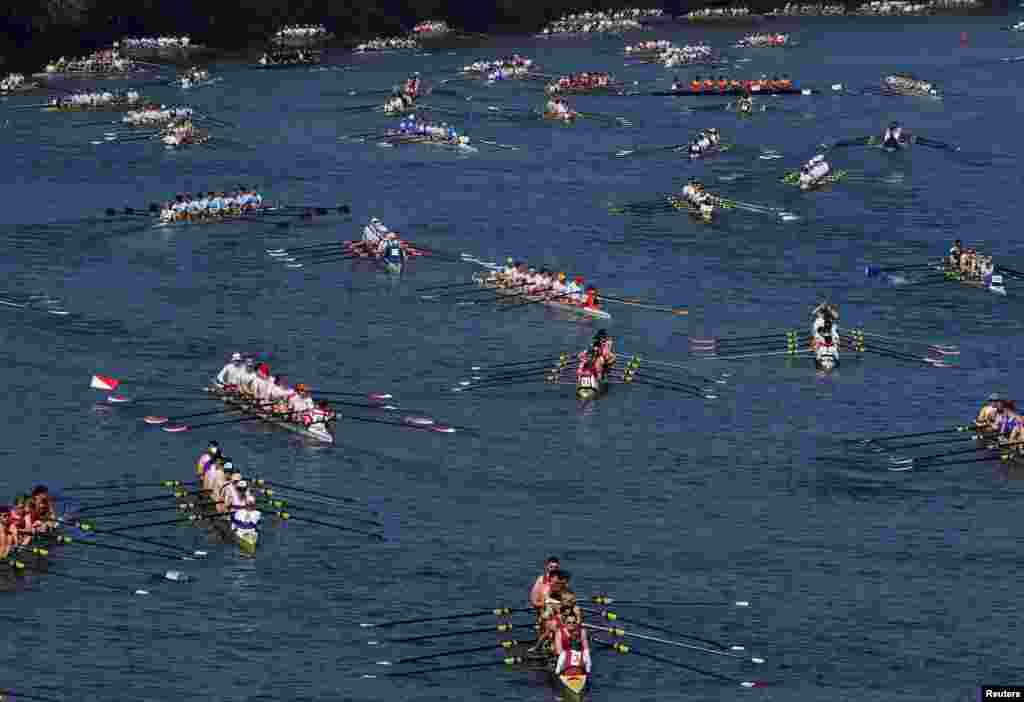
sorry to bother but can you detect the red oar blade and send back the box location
[162,425,190,433]
[144,416,169,425]
[91,374,120,391]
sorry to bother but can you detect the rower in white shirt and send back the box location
[215,352,245,388]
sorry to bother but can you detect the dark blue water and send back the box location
[1,14,1022,701]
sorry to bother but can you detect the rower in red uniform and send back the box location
[0,505,17,558]
[690,76,701,91]
[583,286,600,309]
[530,556,561,612]
[29,486,56,533]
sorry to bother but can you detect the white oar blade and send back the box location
[144,416,169,425]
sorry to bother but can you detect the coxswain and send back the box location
[553,604,592,676]
[882,121,904,148]
[812,302,839,342]
[800,154,830,188]
[196,440,220,478]
[948,239,963,269]
[215,352,245,389]
[229,478,261,537]
[503,257,516,278]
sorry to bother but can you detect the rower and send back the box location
[218,470,246,514]
[594,329,616,367]
[196,440,220,478]
[530,556,561,612]
[503,257,516,277]
[203,456,227,502]
[237,358,257,399]
[289,384,315,424]
[568,276,584,303]
[995,400,1021,439]
[29,486,56,533]
[737,95,753,113]
[800,154,830,188]
[215,352,245,389]
[230,478,261,539]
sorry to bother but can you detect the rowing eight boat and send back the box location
[473,274,612,320]
[205,386,334,443]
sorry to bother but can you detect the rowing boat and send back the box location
[882,75,940,98]
[667,195,714,221]
[472,274,612,320]
[154,206,280,228]
[782,170,848,190]
[687,142,730,160]
[175,486,258,554]
[205,386,334,443]
[652,86,812,96]
[933,264,1007,295]
[380,132,477,152]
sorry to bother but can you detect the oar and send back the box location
[821,135,871,150]
[54,533,198,561]
[374,640,524,666]
[614,142,689,158]
[617,355,730,385]
[255,497,381,528]
[104,395,223,404]
[62,479,194,491]
[453,374,550,393]
[912,135,960,152]
[583,608,740,650]
[2,559,152,596]
[598,294,687,315]
[252,478,364,506]
[845,425,973,445]
[690,331,797,345]
[886,440,1019,469]
[378,622,531,644]
[414,281,480,293]
[76,493,179,513]
[160,413,275,433]
[598,640,763,688]
[420,286,501,301]
[143,399,277,425]
[869,434,978,450]
[70,519,207,557]
[27,547,190,582]
[477,139,521,151]
[625,375,716,399]
[343,414,466,435]
[469,354,567,372]
[587,624,764,663]
[864,262,936,277]
[359,606,532,628]
[364,656,525,678]
[271,511,384,540]
[860,345,950,367]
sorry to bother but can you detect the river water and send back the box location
[0,13,1021,702]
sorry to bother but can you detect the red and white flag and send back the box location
[90,374,120,391]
